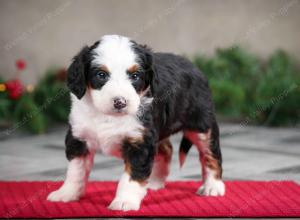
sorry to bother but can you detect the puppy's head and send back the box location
[67,35,154,116]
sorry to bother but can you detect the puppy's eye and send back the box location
[96,71,108,80]
[130,72,140,81]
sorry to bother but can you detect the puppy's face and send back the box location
[67,35,154,116]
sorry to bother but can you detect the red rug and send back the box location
[0,181,299,218]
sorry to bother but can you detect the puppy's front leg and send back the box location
[109,136,155,211]
[47,128,94,202]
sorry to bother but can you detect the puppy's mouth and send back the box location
[109,108,128,116]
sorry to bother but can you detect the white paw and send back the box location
[197,179,225,196]
[147,180,165,190]
[47,187,82,202]
[108,197,141,211]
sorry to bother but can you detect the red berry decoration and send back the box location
[16,59,26,71]
[5,79,23,100]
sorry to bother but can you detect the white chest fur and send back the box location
[69,94,144,158]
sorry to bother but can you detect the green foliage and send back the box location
[255,50,300,125]
[0,77,12,122]
[209,79,245,117]
[13,93,48,134]
[33,69,70,122]
[194,47,300,126]
[0,68,70,134]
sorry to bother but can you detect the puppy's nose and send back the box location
[113,96,127,110]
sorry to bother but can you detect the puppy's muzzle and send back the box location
[113,96,127,110]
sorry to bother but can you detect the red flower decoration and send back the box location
[5,79,23,100]
[16,59,26,71]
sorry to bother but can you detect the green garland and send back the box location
[194,47,300,126]
[0,69,70,134]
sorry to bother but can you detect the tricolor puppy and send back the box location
[47,35,225,211]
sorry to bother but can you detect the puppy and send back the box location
[47,35,225,211]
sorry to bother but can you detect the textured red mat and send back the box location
[0,181,300,218]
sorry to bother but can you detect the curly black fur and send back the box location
[120,45,221,181]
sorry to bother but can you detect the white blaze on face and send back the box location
[91,35,140,115]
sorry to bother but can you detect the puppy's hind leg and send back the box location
[47,129,95,202]
[147,138,173,190]
[185,122,225,196]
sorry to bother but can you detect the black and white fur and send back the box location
[47,35,225,211]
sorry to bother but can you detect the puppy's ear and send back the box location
[67,46,91,99]
[143,47,158,97]
[132,42,157,96]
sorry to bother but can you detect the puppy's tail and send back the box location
[179,136,193,168]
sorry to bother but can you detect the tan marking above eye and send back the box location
[99,65,110,73]
[127,64,138,74]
